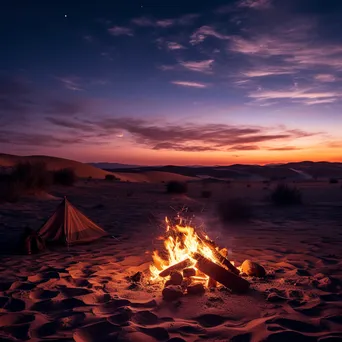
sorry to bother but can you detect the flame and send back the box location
[149,216,233,286]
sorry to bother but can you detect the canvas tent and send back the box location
[37,197,108,245]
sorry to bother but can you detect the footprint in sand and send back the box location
[131,311,160,325]
[194,314,227,327]
[0,313,35,327]
[59,287,93,298]
[138,326,170,341]
[265,330,316,341]
[29,289,59,300]
[2,297,25,312]
[107,307,133,325]
[92,299,131,316]
[73,321,121,342]
[266,317,322,333]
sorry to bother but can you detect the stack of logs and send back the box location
[160,238,251,301]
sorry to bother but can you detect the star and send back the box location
[64,14,68,18]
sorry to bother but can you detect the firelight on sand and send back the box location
[149,217,236,286]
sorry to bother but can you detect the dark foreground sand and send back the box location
[0,181,341,341]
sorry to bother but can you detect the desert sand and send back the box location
[0,154,195,183]
[0,180,342,341]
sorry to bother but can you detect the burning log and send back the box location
[208,277,217,288]
[159,259,192,277]
[202,239,240,276]
[193,253,250,294]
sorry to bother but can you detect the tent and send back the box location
[37,197,108,245]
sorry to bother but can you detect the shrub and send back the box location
[329,178,338,184]
[53,168,76,186]
[11,162,52,192]
[217,198,252,223]
[105,174,119,181]
[0,162,51,202]
[201,190,212,198]
[271,183,302,206]
[166,181,187,194]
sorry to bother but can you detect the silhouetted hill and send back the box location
[102,161,342,181]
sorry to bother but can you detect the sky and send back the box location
[1,0,342,165]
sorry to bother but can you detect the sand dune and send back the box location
[0,154,195,183]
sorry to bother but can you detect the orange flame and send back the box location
[149,217,234,285]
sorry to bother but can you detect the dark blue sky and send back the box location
[1,0,342,164]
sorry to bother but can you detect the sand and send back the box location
[0,154,195,183]
[0,180,341,341]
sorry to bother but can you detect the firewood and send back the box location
[159,259,192,277]
[202,239,240,275]
[208,277,217,288]
[193,253,250,293]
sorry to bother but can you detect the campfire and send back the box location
[149,216,250,299]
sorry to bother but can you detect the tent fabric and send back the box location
[37,197,108,245]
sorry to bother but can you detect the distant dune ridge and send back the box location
[0,154,195,183]
[97,161,342,181]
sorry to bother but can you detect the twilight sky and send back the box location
[1,0,342,165]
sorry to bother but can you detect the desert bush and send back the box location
[105,174,119,181]
[201,190,212,198]
[0,162,51,202]
[166,181,187,194]
[271,183,302,206]
[217,198,253,223]
[53,168,76,186]
[329,178,338,184]
[11,162,52,192]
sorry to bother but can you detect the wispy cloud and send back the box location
[243,67,294,77]
[267,146,302,151]
[131,13,199,28]
[238,0,273,10]
[249,87,339,105]
[46,116,321,152]
[83,35,94,42]
[190,26,230,45]
[314,74,336,82]
[108,26,134,36]
[171,81,209,88]
[180,59,214,73]
[167,42,186,50]
[56,77,83,91]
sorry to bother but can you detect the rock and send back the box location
[162,286,183,301]
[181,278,192,290]
[183,268,196,278]
[187,283,205,295]
[170,271,183,285]
[164,280,172,288]
[129,272,143,283]
[241,260,266,277]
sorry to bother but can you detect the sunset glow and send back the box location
[1,0,342,165]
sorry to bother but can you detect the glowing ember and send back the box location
[149,217,236,287]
